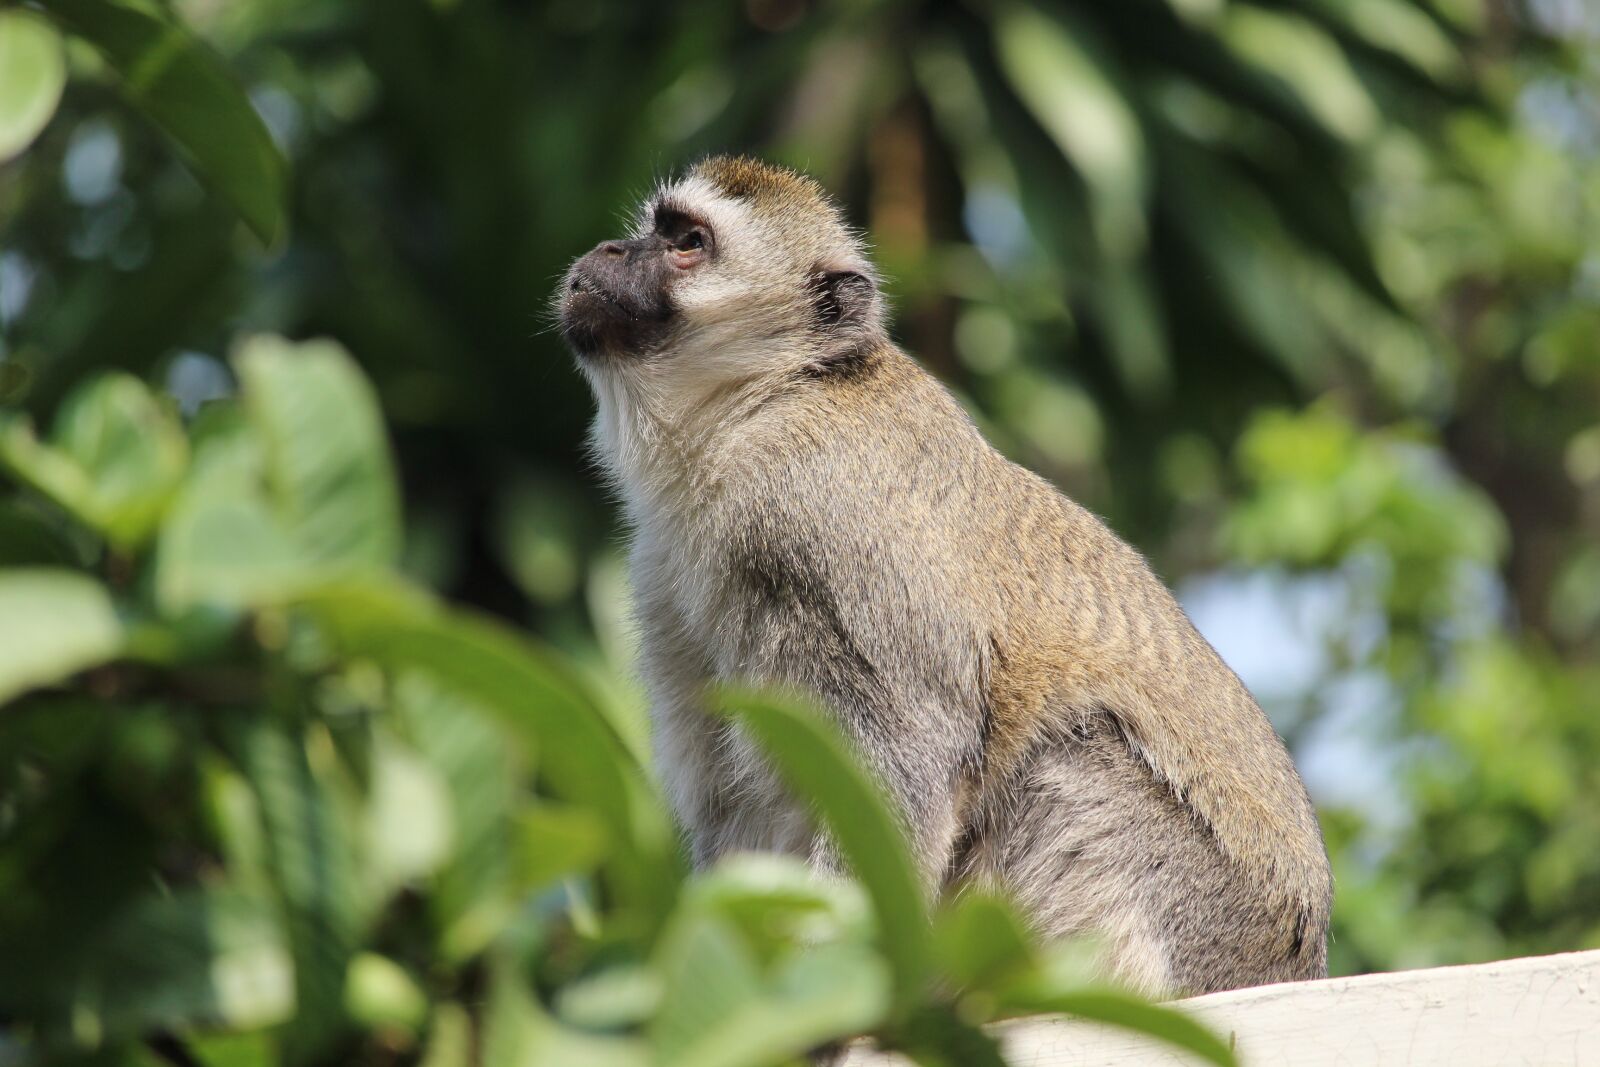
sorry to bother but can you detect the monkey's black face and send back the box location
[559,236,674,357]
[558,207,713,358]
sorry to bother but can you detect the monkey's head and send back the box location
[557,156,886,391]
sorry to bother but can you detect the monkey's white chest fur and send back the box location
[628,497,822,868]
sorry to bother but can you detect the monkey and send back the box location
[556,155,1332,997]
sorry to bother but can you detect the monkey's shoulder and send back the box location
[747,375,995,518]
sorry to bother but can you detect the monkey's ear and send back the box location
[807,263,886,374]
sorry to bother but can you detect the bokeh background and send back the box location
[3,0,1599,982]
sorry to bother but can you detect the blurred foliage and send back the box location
[0,339,1232,1065]
[1,0,1598,1058]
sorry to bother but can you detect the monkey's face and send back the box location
[558,201,712,358]
[558,157,885,385]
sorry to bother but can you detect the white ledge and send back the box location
[842,950,1600,1066]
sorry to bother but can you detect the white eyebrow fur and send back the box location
[640,176,755,244]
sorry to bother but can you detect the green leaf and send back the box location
[345,952,428,1033]
[513,802,611,894]
[995,7,1147,259]
[240,720,360,1063]
[156,340,403,612]
[0,569,122,704]
[297,579,682,929]
[482,957,649,1067]
[717,689,929,1013]
[236,336,401,570]
[651,911,888,1067]
[188,1030,277,1067]
[894,1005,1009,1067]
[201,756,272,899]
[0,374,187,550]
[1093,259,1171,399]
[419,1003,472,1067]
[364,729,454,899]
[932,893,1035,993]
[635,857,888,1057]
[70,889,294,1043]
[0,499,81,567]
[1308,0,1464,83]
[1222,7,1376,142]
[0,9,66,161]
[52,378,187,527]
[33,0,288,244]
[554,965,662,1030]
[156,489,307,609]
[687,853,874,967]
[154,403,305,610]
[393,673,518,961]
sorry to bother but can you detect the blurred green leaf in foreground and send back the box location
[0,9,67,163]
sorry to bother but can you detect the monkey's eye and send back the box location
[668,227,709,270]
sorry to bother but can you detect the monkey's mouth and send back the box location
[559,275,671,358]
[567,276,619,310]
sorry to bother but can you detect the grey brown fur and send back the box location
[558,156,1332,996]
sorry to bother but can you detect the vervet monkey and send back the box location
[557,156,1331,995]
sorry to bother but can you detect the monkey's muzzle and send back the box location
[559,237,674,357]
